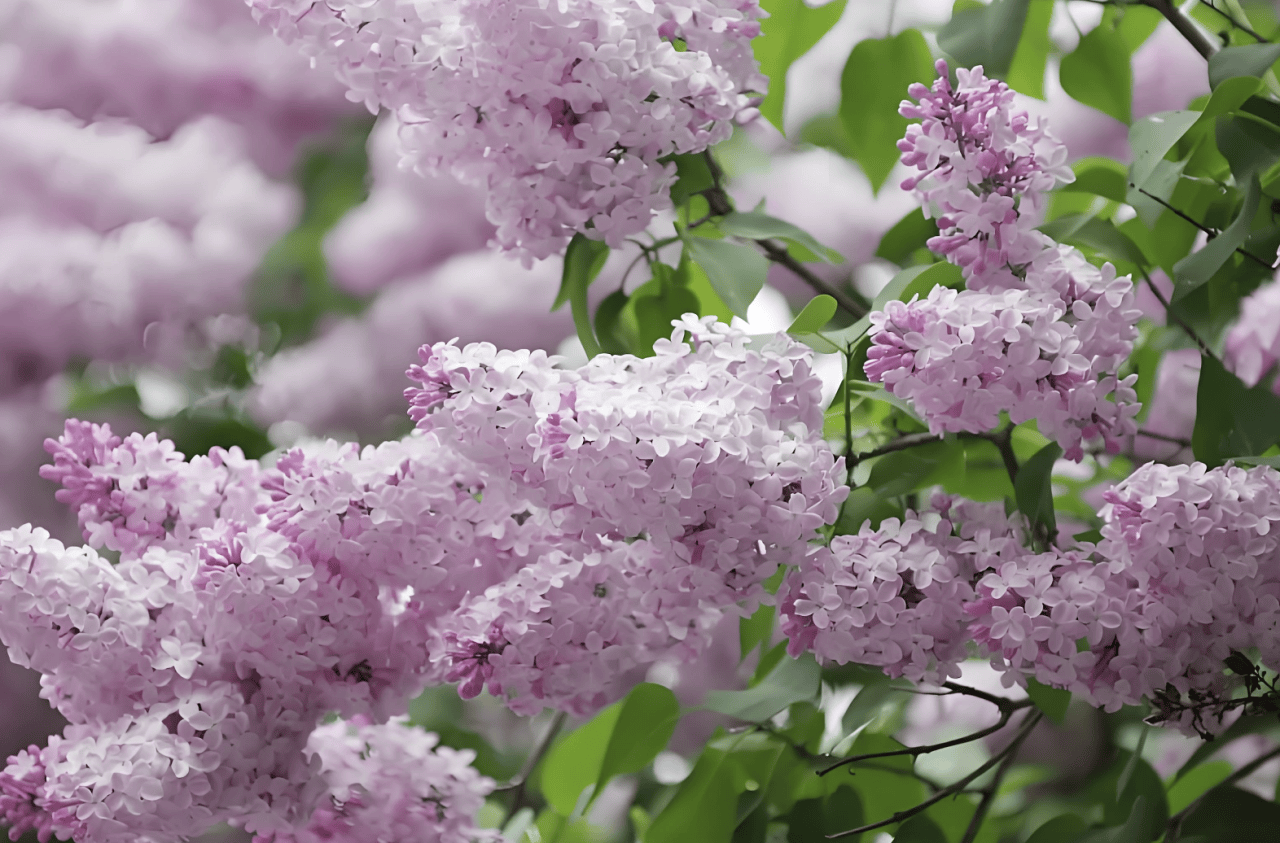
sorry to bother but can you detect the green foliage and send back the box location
[1060,25,1133,123]
[1209,42,1280,89]
[1025,679,1071,725]
[1193,353,1280,465]
[938,0,1033,78]
[717,211,844,263]
[557,234,611,357]
[1180,787,1280,841]
[684,234,769,317]
[838,29,935,192]
[704,654,821,721]
[755,0,848,131]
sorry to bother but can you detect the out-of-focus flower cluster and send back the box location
[1226,274,1280,393]
[0,318,843,843]
[866,63,1141,460]
[247,0,766,260]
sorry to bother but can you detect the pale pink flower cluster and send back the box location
[785,461,1280,736]
[780,494,1026,684]
[248,0,766,259]
[1225,274,1280,392]
[0,105,297,395]
[262,718,495,843]
[867,63,1141,460]
[0,318,842,842]
[0,0,355,175]
[410,315,846,714]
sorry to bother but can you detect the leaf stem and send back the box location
[700,151,869,318]
[498,711,569,819]
[818,707,1017,776]
[1140,270,1220,361]
[1198,0,1270,43]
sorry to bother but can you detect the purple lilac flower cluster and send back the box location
[0,317,842,843]
[866,63,1141,460]
[247,0,766,260]
[1226,274,1280,392]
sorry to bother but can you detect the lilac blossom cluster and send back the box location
[0,317,842,842]
[866,63,1141,460]
[1225,274,1280,392]
[247,0,766,259]
[783,461,1280,736]
[0,105,297,395]
[262,718,495,843]
[0,0,355,175]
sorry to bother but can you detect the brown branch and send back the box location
[1140,271,1220,362]
[958,712,1038,843]
[1133,187,1274,271]
[826,710,1044,839]
[1139,0,1220,58]
[700,152,869,319]
[497,711,569,818]
[819,708,1016,776]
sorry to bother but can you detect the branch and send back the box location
[850,432,945,465]
[1133,187,1274,271]
[497,711,569,818]
[963,424,1019,485]
[1135,429,1192,447]
[700,152,869,319]
[1140,270,1220,362]
[1139,0,1220,58]
[827,710,1044,839]
[958,711,1039,843]
[819,708,1016,776]
[1198,0,1270,43]
[942,681,1036,713]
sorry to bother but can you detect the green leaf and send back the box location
[1208,42,1280,89]
[541,703,622,815]
[1006,0,1054,98]
[892,815,948,843]
[875,210,939,265]
[594,290,631,355]
[667,153,716,207]
[1014,442,1063,537]
[704,654,821,721]
[1076,796,1155,843]
[938,0,1034,78]
[1039,214,1150,268]
[1217,112,1280,183]
[1060,157,1131,204]
[645,745,739,843]
[1060,25,1133,123]
[685,236,769,317]
[1129,110,1202,190]
[595,684,680,795]
[542,684,678,817]
[1193,353,1280,466]
[718,211,844,263]
[788,295,838,335]
[634,285,701,353]
[1180,787,1280,841]
[1025,814,1089,843]
[556,235,610,358]
[1233,454,1280,468]
[1025,678,1071,725]
[838,29,935,192]
[739,603,775,661]
[755,0,848,131]
[1173,176,1263,301]
[1166,761,1233,816]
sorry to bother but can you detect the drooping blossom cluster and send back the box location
[248,0,766,259]
[0,317,843,843]
[780,494,1027,685]
[784,459,1280,737]
[262,718,495,843]
[409,315,845,714]
[866,63,1141,460]
[0,104,297,395]
[1225,274,1280,393]
[0,0,356,175]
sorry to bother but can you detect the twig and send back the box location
[967,424,1019,485]
[497,711,569,818]
[1198,0,1270,43]
[1135,429,1192,447]
[850,432,945,465]
[1139,0,1220,58]
[958,711,1039,843]
[1133,187,1274,271]
[1167,744,1280,841]
[700,152,869,318]
[827,710,1044,839]
[942,681,1036,713]
[819,709,1017,775]
[1140,271,1220,361]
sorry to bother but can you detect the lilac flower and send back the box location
[248,0,766,259]
[1225,274,1280,392]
